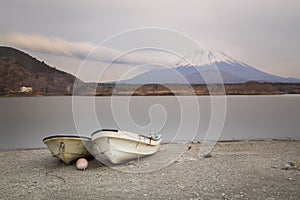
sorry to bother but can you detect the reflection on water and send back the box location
[0,95,299,149]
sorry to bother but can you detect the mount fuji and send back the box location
[121,50,300,84]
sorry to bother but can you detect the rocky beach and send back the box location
[1,140,299,199]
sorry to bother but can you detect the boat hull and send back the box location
[91,130,161,164]
[43,135,92,164]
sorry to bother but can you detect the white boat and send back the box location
[43,135,92,164]
[91,129,162,164]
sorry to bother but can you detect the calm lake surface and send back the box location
[0,95,299,149]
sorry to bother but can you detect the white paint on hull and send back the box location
[92,130,161,164]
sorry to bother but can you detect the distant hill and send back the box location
[0,46,81,95]
[1,46,299,96]
[121,50,300,84]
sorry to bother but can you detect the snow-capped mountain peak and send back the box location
[176,50,241,67]
[208,50,236,63]
[121,49,300,84]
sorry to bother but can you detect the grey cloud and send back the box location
[0,33,178,66]
[1,33,94,58]
[0,0,299,78]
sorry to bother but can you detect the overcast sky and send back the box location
[0,0,299,82]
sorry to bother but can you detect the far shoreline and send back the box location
[1,93,299,98]
[1,82,300,97]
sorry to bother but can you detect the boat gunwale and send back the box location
[92,130,161,141]
[92,132,161,146]
[43,135,91,142]
[91,129,118,136]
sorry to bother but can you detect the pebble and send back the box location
[282,164,292,170]
[282,160,300,170]
[185,157,197,161]
[127,160,137,166]
[199,153,212,158]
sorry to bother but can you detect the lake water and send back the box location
[0,95,299,150]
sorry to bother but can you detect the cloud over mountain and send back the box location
[0,33,177,66]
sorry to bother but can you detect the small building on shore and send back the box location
[20,87,33,93]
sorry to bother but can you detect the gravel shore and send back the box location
[1,141,299,199]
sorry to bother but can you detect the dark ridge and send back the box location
[0,46,82,95]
